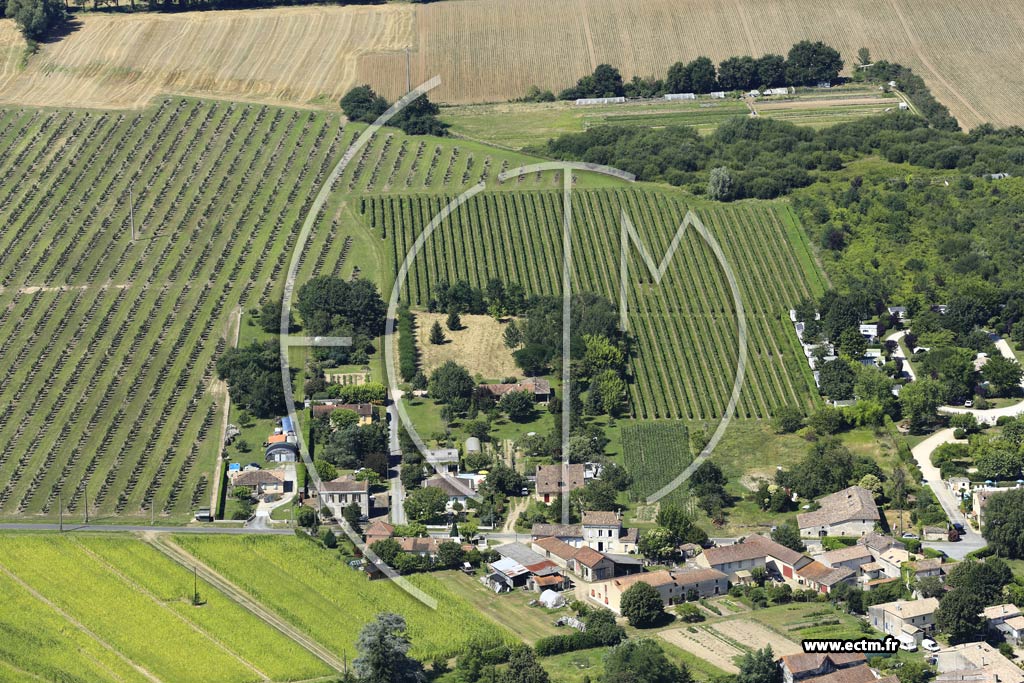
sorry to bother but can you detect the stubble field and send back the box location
[0,0,1018,128]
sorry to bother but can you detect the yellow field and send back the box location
[0,0,1020,127]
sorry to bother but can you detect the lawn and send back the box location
[442,570,569,644]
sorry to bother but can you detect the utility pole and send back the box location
[193,565,198,604]
[405,48,411,94]
[84,481,89,524]
[58,491,63,532]
[129,185,136,241]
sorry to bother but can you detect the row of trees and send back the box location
[5,0,65,41]
[557,41,843,100]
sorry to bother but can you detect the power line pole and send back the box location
[405,48,411,94]
[84,481,89,524]
[58,491,63,532]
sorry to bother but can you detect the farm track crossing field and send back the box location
[366,189,824,420]
[0,99,561,522]
[0,533,331,682]
[0,0,1020,127]
[174,534,519,661]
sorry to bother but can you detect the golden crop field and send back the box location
[0,0,1020,127]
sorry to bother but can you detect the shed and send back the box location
[539,589,565,609]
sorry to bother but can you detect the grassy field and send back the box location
[0,533,331,682]
[173,534,519,661]
[621,421,692,502]
[371,189,825,420]
[441,85,899,149]
[1,0,1018,128]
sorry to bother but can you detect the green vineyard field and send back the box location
[365,188,825,420]
[621,421,692,501]
[0,98,561,521]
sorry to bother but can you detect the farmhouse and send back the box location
[795,560,855,594]
[935,642,1024,683]
[868,598,939,646]
[364,519,395,545]
[587,567,727,614]
[819,544,874,573]
[310,402,375,425]
[695,538,767,581]
[779,652,868,683]
[479,379,552,403]
[982,604,1024,644]
[534,463,585,504]
[423,474,474,510]
[229,468,288,497]
[530,522,583,545]
[797,486,880,537]
[581,511,639,554]
[320,475,370,518]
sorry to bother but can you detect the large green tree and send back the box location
[981,355,1023,396]
[403,485,447,521]
[983,489,1024,558]
[5,0,64,40]
[500,646,550,683]
[620,581,664,627]
[428,361,474,404]
[785,40,843,86]
[340,85,389,123]
[771,522,806,552]
[353,613,425,683]
[935,588,985,643]
[737,646,782,683]
[603,639,692,683]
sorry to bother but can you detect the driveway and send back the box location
[245,464,297,530]
[885,330,917,382]
[938,337,1024,425]
[910,428,984,550]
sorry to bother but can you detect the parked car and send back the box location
[953,522,966,534]
[902,531,919,539]
[922,639,940,652]
[964,400,974,408]
[900,641,918,652]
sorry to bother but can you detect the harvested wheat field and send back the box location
[0,5,414,109]
[1,0,1022,126]
[414,313,519,381]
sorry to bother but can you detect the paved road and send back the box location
[885,330,917,382]
[387,401,407,526]
[939,338,1024,425]
[910,428,985,551]
[0,523,292,534]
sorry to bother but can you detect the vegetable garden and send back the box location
[365,188,825,420]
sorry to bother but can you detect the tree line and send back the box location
[547,40,842,101]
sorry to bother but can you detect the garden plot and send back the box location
[658,626,744,673]
[710,619,803,656]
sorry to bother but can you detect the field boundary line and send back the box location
[209,305,242,514]
[68,537,271,682]
[0,559,164,683]
[144,534,348,674]
[882,0,982,125]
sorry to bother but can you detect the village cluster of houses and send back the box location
[790,307,909,403]
[945,476,1024,530]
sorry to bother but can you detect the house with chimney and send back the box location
[534,463,586,504]
[935,642,1024,683]
[587,567,727,614]
[868,598,939,647]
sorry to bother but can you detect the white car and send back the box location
[964,399,974,408]
[922,639,940,653]
[901,531,919,539]
[900,641,918,652]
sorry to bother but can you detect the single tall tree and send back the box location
[429,320,446,345]
[353,613,426,683]
[620,581,664,627]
